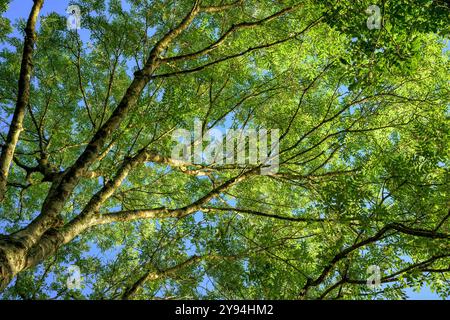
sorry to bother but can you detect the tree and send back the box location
[0,0,448,299]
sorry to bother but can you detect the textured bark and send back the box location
[0,0,44,202]
[0,236,29,291]
[0,216,95,291]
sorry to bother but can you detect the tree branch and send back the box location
[0,0,44,202]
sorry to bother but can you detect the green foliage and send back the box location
[0,0,448,300]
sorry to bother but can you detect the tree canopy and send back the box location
[0,0,449,300]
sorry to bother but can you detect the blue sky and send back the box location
[0,0,447,300]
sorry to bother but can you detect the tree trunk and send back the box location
[0,214,98,291]
[0,236,29,291]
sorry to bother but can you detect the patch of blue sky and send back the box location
[441,38,449,53]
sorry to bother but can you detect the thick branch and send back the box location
[300,223,450,297]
